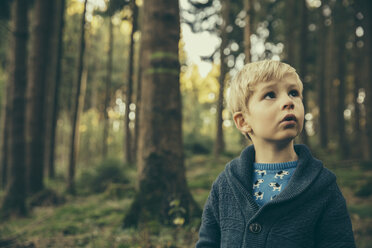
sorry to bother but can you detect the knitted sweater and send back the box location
[196,144,356,248]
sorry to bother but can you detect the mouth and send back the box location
[281,114,297,125]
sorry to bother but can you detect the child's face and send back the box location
[243,74,304,145]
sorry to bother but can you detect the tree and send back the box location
[27,0,55,194]
[0,0,12,20]
[284,0,297,66]
[124,0,138,164]
[333,1,349,159]
[214,0,230,155]
[67,0,88,194]
[46,0,66,179]
[1,0,28,217]
[1,72,11,189]
[317,2,329,149]
[123,0,200,227]
[243,0,253,64]
[133,2,143,163]
[351,2,364,158]
[103,17,113,159]
[0,7,12,189]
[359,1,372,158]
[299,0,309,146]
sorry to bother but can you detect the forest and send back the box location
[0,0,371,247]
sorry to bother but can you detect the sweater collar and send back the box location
[225,144,327,219]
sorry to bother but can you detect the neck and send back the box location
[252,139,298,163]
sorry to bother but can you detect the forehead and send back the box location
[251,74,302,92]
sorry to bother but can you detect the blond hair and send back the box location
[227,60,303,113]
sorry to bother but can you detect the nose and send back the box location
[282,96,295,110]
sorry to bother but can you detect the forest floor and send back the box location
[0,152,372,248]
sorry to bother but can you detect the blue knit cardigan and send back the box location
[196,144,356,248]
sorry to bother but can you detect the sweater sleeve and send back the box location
[195,184,221,248]
[315,183,356,248]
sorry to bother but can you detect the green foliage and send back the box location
[103,183,135,200]
[349,204,372,219]
[1,153,372,247]
[355,178,372,198]
[28,188,66,207]
[168,199,186,226]
[183,133,213,156]
[77,158,130,195]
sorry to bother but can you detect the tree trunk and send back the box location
[0,21,10,188]
[326,20,338,145]
[214,0,230,155]
[317,4,328,149]
[103,17,113,159]
[334,2,349,159]
[1,0,28,218]
[244,0,252,63]
[123,0,200,227]
[298,0,309,145]
[27,0,55,194]
[0,74,12,189]
[241,0,253,146]
[352,3,364,158]
[124,0,137,164]
[362,1,372,158]
[133,1,144,163]
[285,0,296,66]
[67,0,88,194]
[48,0,66,178]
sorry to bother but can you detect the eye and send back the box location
[264,92,276,99]
[289,90,300,97]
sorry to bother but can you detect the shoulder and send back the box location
[312,154,338,185]
[309,161,344,203]
[211,159,235,190]
[208,157,242,198]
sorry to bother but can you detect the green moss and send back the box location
[150,51,178,60]
[349,204,372,218]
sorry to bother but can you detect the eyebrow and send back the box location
[259,82,300,91]
[257,83,276,92]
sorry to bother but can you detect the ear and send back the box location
[233,111,252,134]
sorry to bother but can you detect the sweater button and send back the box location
[249,223,262,233]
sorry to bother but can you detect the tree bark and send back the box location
[352,3,364,158]
[67,0,88,194]
[285,0,297,66]
[103,17,113,159]
[214,0,230,155]
[334,2,349,159]
[244,0,252,63]
[317,4,328,149]
[124,0,137,164]
[48,0,66,178]
[361,1,372,158]
[133,1,144,163]
[123,0,200,227]
[0,73,12,189]
[326,19,338,145]
[298,0,309,146]
[240,0,253,146]
[133,48,142,164]
[1,0,28,218]
[27,0,55,194]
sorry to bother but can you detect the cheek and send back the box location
[298,103,305,126]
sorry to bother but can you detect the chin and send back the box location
[276,133,298,143]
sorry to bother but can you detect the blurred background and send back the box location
[0,0,371,247]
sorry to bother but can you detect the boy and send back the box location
[196,60,356,248]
